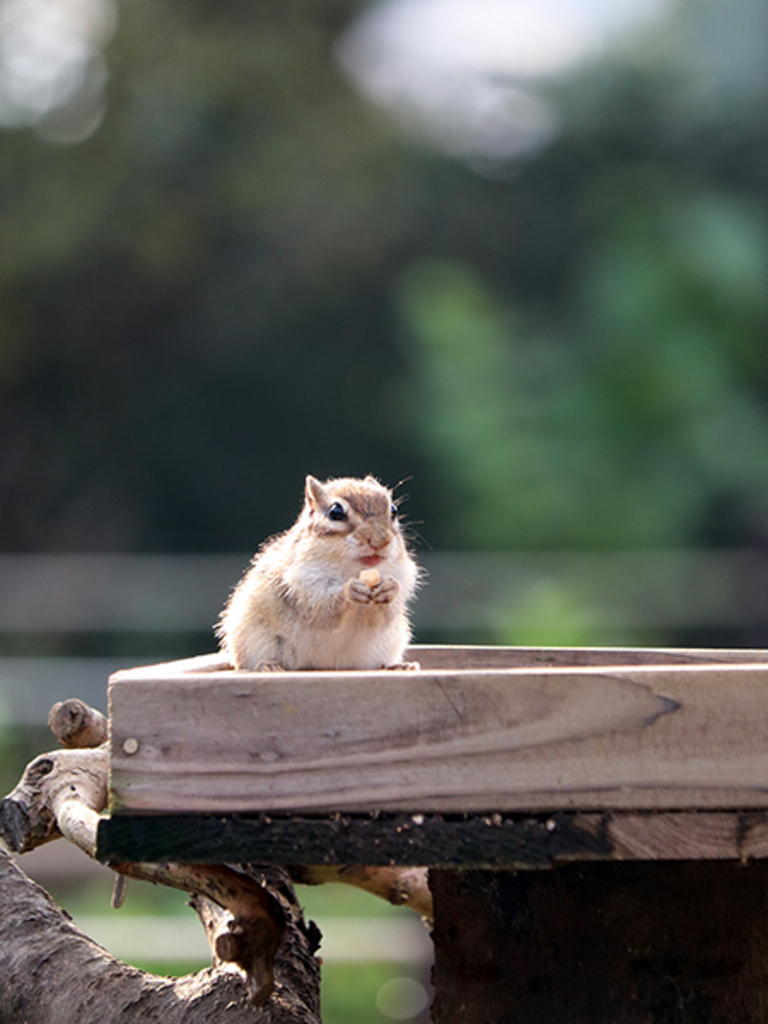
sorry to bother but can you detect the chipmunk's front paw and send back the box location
[346,578,375,604]
[370,576,400,604]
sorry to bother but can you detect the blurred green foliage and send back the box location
[395,182,768,550]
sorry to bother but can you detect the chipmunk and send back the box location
[217,475,421,671]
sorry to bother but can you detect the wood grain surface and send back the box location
[108,645,768,815]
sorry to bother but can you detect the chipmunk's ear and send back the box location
[305,475,328,512]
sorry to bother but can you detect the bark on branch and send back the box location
[0,695,432,1022]
[0,701,322,1023]
[48,697,109,748]
[0,847,320,1024]
[295,864,432,919]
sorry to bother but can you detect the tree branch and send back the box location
[0,693,432,1021]
[0,847,320,1024]
[0,743,293,1007]
[0,699,322,1021]
[48,698,108,748]
[294,864,432,920]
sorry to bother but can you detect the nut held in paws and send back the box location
[359,568,381,588]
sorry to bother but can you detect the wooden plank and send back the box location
[408,644,768,669]
[108,646,768,815]
[593,810,768,861]
[96,810,768,867]
[112,644,768,677]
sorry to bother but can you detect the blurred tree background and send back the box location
[2,0,767,569]
[2,0,768,660]
[3,1,768,1019]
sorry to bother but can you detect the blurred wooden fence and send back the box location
[1,550,767,723]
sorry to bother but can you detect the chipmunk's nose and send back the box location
[362,522,391,549]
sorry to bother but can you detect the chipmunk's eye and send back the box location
[390,504,399,519]
[327,502,347,522]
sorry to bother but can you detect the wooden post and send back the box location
[431,860,768,1024]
